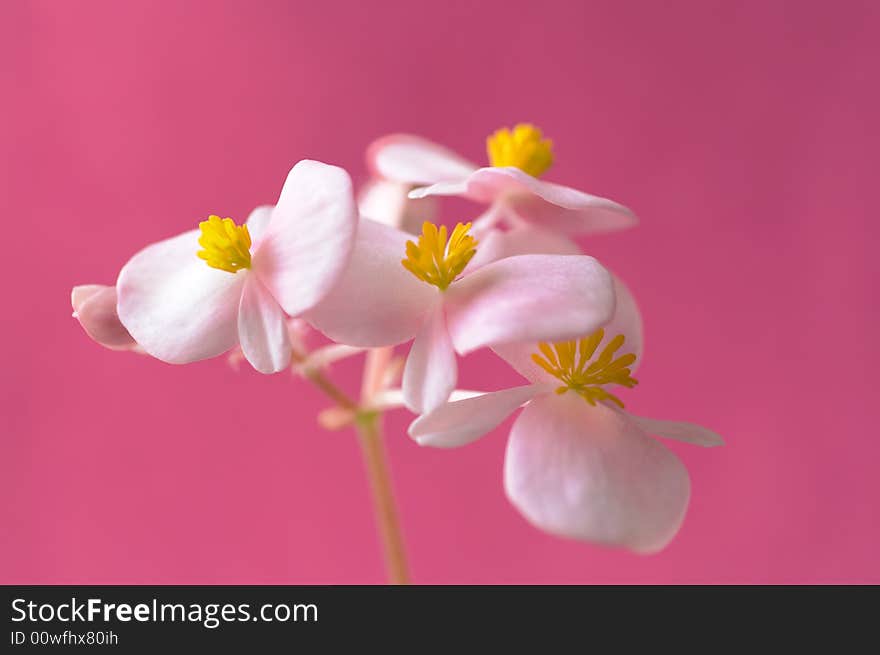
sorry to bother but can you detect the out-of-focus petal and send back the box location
[305,218,438,347]
[245,204,274,245]
[253,160,357,317]
[367,134,477,185]
[237,276,292,374]
[411,167,637,235]
[493,273,643,384]
[409,384,550,448]
[467,224,581,270]
[504,392,691,553]
[117,229,245,364]
[627,414,725,447]
[445,254,615,354]
[402,305,457,413]
[296,344,364,374]
[71,284,138,350]
[358,178,437,235]
[505,186,637,235]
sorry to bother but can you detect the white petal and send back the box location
[466,224,581,271]
[358,178,437,235]
[445,254,615,355]
[402,305,457,413]
[305,218,439,347]
[409,384,549,448]
[238,276,292,374]
[367,134,478,185]
[116,229,245,364]
[253,160,357,317]
[505,392,691,553]
[245,204,274,244]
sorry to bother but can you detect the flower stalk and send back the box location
[354,410,410,585]
[294,347,410,584]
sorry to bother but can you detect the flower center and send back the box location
[486,123,554,178]
[531,329,638,408]
[196,215,252,273]
[401,221,478,291]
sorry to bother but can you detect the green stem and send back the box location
[354,411,410,585]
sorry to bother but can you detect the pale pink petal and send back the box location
[367,134,477,185]
[304,218,439,347]
[286,317,312,355]
[445,254,615,355]
[402,306,457,413]
[627,414,725,447]
[381,356,406,391]
[237,276,292,374]
[411,167,637,235]
[470,202,506,233]
[296,344,364,374]
[493,273,643,383]
[357,178,437,235]
[252,160,357,317]
[505,392,691,553]
[602,275,644,371]
[505,186,637,235]
[489,224,583,256]
[407,179,469,200]
[71,284,104,311]
[117,229,245,364]
[71,284,137,350]
[245,204,274,244]
[361,346,396,400]
[368,387,487,413]
[467,224,581,270]
[409,384,550,449]
[460,227,508,272]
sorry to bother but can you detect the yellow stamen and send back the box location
[531,328,638,408]
[196,215,252,273]
[486,123,554,178]
[401,221,478,291]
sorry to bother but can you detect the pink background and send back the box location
[3,1,878,584]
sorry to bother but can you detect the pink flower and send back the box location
[408,305,723,553]
[367,124,638,236]
[71,284,139,351]
[305,218,618,413]
[116,160,357,374]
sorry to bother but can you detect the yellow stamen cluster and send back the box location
[196,215,252,273]
[486,123,554,178]
[401,221,478,291]
[531,329,638,408]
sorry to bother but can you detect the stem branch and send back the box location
[293,347,410,584]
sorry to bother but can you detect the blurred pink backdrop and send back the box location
[2,1,878,583]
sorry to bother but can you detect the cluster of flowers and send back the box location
[73,125,722,553]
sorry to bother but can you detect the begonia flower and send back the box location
[367,124,637,236]
[409,315,723,553]
[71,284,139,351]
[305,218,617,413]
[116,160,357,374]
